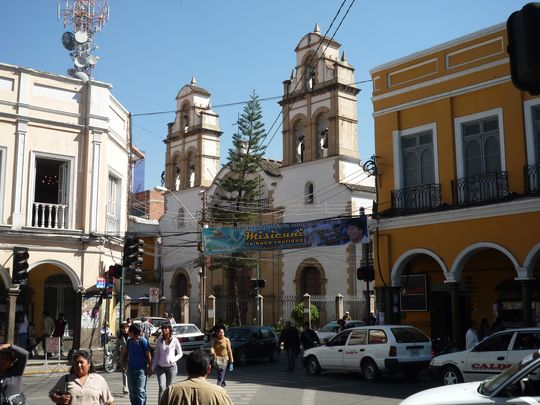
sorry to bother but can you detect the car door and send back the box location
[247,329,263,358]
[461,331,514,382]
[507,331,540,366]
[343,329,367,370]
[260,327,275,356]
[317,330,352,369]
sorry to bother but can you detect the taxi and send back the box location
[402,349,540,405]
[303,325,432,381]
[429,328,540,385]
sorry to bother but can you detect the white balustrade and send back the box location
[32,202,68,229]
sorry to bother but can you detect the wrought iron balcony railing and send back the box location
[391,183,441,213]
[525,163,540,195]
[452,171,509,206]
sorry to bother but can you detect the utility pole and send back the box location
[199,191,208,332]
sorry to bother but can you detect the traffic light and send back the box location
[133,267,142,284]
[12,246,29,284]
[250,279,266,289]
[110,264,123,279]
[105,268,114,299]
[356,266,374,282]
[123,236,144,268]
[507,3,540,95]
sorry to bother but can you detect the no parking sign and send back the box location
[149,288,160,303]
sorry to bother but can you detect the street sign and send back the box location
[149,287,160,303]
[96,277,106,289]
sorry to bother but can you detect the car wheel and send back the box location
[362,358,380,382]
[269,348,280,362]
[305,356,321,375]
[237,350,247,367]
[441,365,463,385]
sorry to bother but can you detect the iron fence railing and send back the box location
[391,183,441,213]
[452,171,509,206]
[525,164,540,195]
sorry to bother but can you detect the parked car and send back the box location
[304,325,432,381]
[132,317,168,335]
[205,326,280,366]
[429,328,540,385]
[316,320,366,343]
[171,323,205,351]
[402,349,540,405]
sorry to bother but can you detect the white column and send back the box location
[89,131,102,232]
[12,120,27,229]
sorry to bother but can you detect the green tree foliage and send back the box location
[291,302,320,326]
[208,91,267,325]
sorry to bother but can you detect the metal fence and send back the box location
[212,294,367,328]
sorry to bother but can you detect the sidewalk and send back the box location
[24,352,106,376]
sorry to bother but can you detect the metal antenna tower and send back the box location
[58,0,109,81]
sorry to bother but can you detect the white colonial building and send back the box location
[0,62,130,348]
[159,26,375,329]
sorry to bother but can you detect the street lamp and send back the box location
[155,186,207,331]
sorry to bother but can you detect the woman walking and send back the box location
[49,349,114,405]
[152,322,182,402]
[210,328,234,387]
[117,321,130,394]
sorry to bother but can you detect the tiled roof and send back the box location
[258,158,282,177]
[343,183,376,194]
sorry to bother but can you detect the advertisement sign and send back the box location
[96,277,106,289]
[202,216,369,255]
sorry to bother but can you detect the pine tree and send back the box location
[209,91,267,325]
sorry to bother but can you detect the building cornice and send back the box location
[378,197,540,230]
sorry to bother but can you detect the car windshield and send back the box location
[173,324,200,335]
[150,319,166,328]
[391,327,430,343]
[319,322,338,332]
[480,350,540,396]
[226,328,250,342]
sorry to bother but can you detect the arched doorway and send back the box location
[301,267,322,295]
[171,272,190,320]
[44,274,77,336]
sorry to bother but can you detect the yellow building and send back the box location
[371,23,540,346]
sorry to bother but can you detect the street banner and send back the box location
[202,215,369,255]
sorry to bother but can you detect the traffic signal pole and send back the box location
[119,265,125,325]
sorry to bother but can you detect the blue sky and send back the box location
[0,1,531,189]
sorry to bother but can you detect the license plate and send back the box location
[410,349,419,356]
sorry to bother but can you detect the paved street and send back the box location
[22,355,438,405]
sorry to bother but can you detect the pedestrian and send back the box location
[122,323,152,405]
[117,321,130,395]
[152,322,183,402]
[279,321,300,371]
[126,318,133,326]
[208,319,226,339]
[478,318,490,341]
[49,349,114,405]
[0,343,28,405]
[465,320,479,350]
[343,311,351,321]
[15,311,29,350]
[139,317,152,341]
[210,328,233,387]
[491,317,505,334]
[52,313,68,357]
[300,321,320,350]
[167,313,176,324]
[159,349,233,405]
[31,310,55,357]
[337,318,346,332]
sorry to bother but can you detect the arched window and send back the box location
[302,267,321,295]
[44,273,76,334]
[304,63,316,91]
[187,152,196,187]
[315,115,329,158]
[181,106,190,134]
[293,122,305,163]
[305,182,314,204]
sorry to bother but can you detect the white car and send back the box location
[402,349,540,405]
[316,320,366,343]
[304,325,432,381]
[429,328,540,385]
[171,323,205,351]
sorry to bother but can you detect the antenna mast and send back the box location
[58,0,109,81]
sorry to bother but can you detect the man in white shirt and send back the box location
[465,320,479,350]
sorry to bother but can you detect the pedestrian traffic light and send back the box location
[12,246,29,284]
[109,264,123,278]
[250,279,266,289]
[105,268,114,299]
[356,266,374,282]
[507,3,540,95]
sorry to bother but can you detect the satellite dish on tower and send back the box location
[61,32,76,51]
[73,55,88,68]
[87,55,98,66]
[74,30,88,44]
[73,71,89,82]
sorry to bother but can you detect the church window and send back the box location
[315,115,329,158]
[293,122,305,163]
[305,182,314,204]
